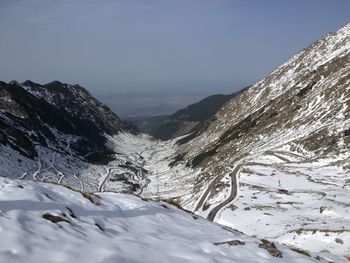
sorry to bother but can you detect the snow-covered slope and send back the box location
[179,24,350,166]
[0,176,320,263]
[138,23,350,260]
[92,132,349,262]
[0,80,149,193]
[1,24,349,262]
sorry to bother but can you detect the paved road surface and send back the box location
[207,164,242,222]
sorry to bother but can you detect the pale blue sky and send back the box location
[0,0,349,116]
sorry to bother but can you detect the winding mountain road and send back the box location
[194,175,224,212]
[205,151,299,221]
[98,167,121,192]
[194,163,242,221]
[207,164,242,222]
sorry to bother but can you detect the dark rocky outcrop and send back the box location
[0,80,137,164]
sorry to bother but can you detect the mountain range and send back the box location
[128,87,249,140]
[0,24,349,262]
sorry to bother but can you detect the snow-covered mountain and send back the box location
[143,88,248,140]
[1,23,350,262]
[0,80,147,192]
[156,23,350,260]
[109,24,350,260]
[0,80,137,162]
[86,23,350,261]
[179,24,350,167]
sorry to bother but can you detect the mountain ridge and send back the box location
[0,80,137,164]
[130,87,249,140]
[0,23,349,262]
[157,22,350,259]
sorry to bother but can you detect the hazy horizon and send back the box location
[1,0,349,116]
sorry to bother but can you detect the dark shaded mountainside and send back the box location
[0,80,137,165]
[125,114,169,137]
[128,87,249,140]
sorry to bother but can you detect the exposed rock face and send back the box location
[0,80,137,164]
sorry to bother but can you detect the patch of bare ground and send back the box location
[251,205,280,211]
[259,239,283,258]
[60,184,101,205]
[42,213,70,224]
[293,228,350,235]
[240,183,268,191]
[214,240,245,246]
[335,238,344,244]
[228,204,238,211]
[276,201,303,206]
[162,197,197,214]
[81,192,101,205]
[290,247,311,257]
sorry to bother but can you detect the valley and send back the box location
[110,133,350,261]
[2,130,349,261]
[0,22,349,262]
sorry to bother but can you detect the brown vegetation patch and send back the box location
[259,239,283,258]
[335,238,344,244]
[81,192,101,205]
[290,247,311,257]
[214,240,245,246]
[43,213,70,224]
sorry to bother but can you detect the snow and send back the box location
[1,23,350,263]
[159,24,350,262]
[0,177,317,263]
[111,132,202,207]
[213,155,350,262]
[4,129,347,260]
[179,22,350,160]
[97,133,350,262]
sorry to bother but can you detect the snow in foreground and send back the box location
[0,177,317,263]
